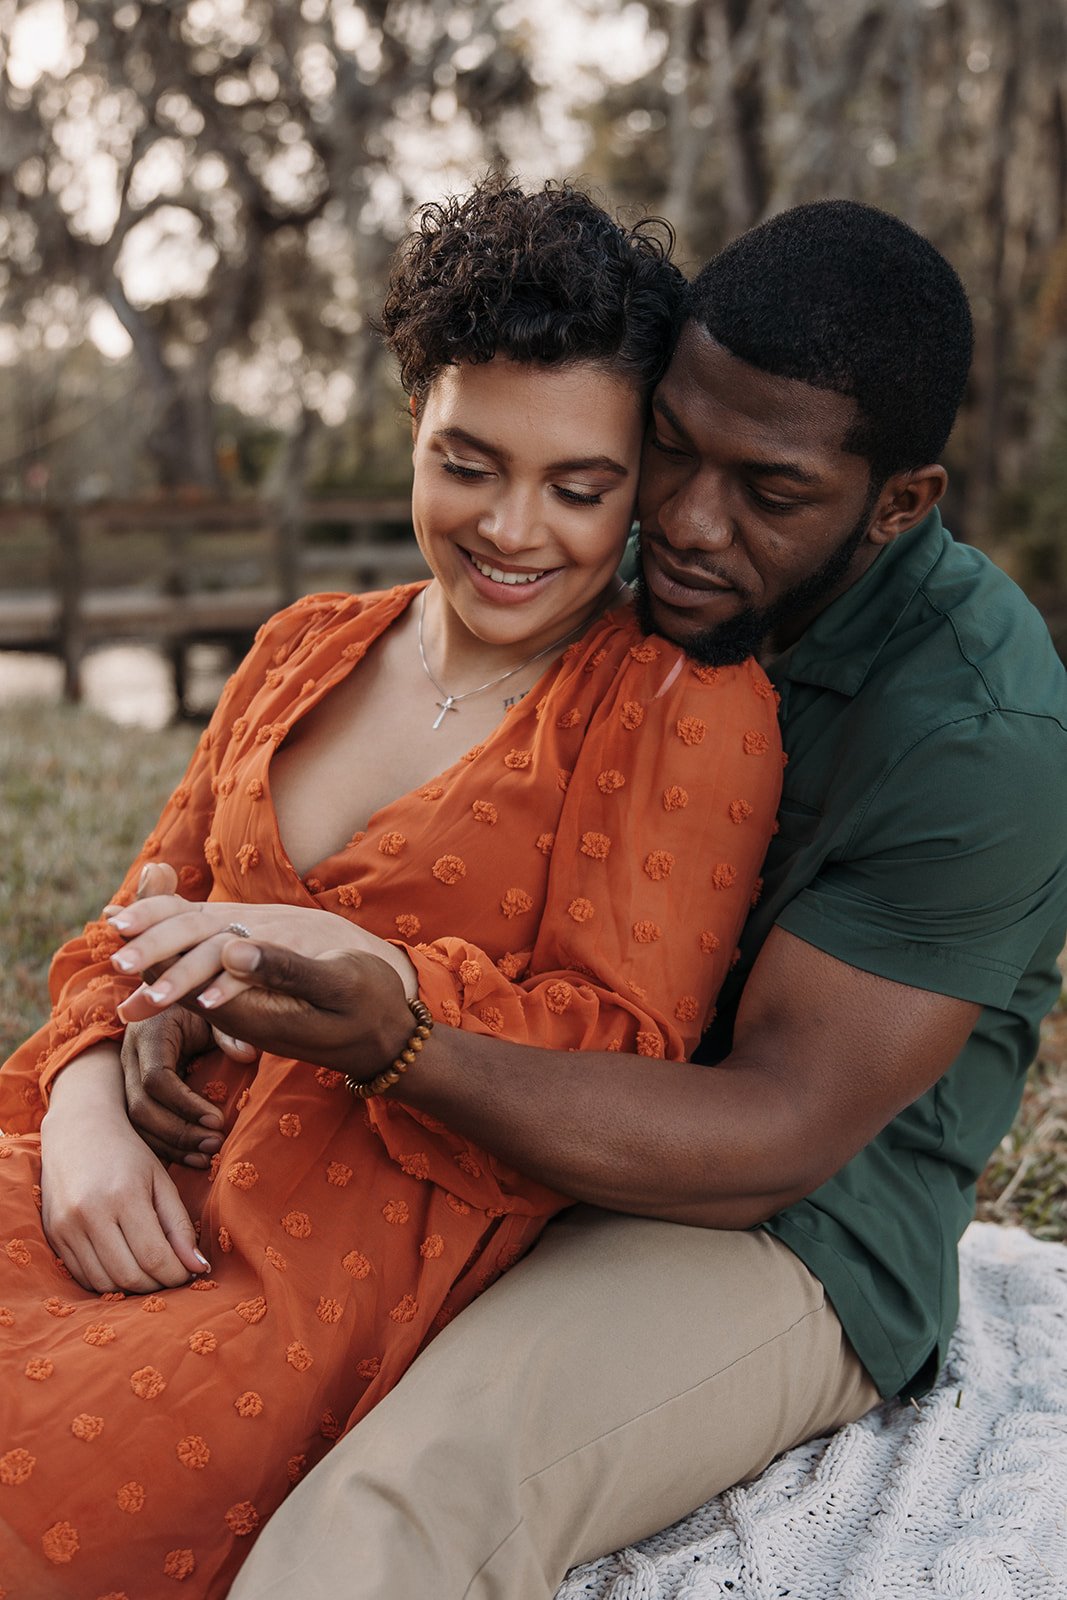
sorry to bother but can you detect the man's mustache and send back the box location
[637,531,751,603]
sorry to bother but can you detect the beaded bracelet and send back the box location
[344,997,434,1100]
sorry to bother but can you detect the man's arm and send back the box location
[370,925,979,1228]
[129,927,978,1228]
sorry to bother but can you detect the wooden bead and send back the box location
[344,998,435,1100]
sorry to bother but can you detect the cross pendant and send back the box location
[432,695,458,731]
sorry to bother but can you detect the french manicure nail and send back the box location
[145,984,171,1004]
[198,986,223,1009]
[111,954,136,972]
[106,914,132,930]
[193,1250,211,1270]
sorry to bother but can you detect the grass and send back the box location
[0,701,1063,1243]
[0,701,198,1055]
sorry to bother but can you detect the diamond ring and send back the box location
[226,922,252,939]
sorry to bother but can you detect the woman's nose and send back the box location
[478,488,540,554]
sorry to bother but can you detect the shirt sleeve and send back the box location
[776,708,1067,1007]
[406,653,783,1060]
[0,596,344,1130]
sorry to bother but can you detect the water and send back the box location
[0,644,231,728]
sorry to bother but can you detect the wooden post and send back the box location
[163,512,192,719]
[273,504,300,607]
[50,506,85,702]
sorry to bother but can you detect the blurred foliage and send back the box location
[0,0,1066,590]
[0,0,536,493]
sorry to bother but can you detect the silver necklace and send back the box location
[417,589,589,731]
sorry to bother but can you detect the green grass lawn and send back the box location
[1,699,1063,1241]
[0,701,198,1054]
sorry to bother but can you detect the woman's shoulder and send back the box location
[247,583,427,662]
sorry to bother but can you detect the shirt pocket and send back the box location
[773,795,822,848]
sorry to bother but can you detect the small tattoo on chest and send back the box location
[502,693,523,710]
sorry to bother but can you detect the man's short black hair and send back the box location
[689,200,974,481]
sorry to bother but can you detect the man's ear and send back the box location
[868,465,947,546]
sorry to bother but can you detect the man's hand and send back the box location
[121,1005,255,1168]
[191,938,415,1082]
[41,1045,209,1293]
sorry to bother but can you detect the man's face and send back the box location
[636,322,883,661]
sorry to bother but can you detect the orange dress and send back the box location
[0,584,781,1598]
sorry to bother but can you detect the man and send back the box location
[129,200,1067,1598]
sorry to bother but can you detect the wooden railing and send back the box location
[0,496,427,713]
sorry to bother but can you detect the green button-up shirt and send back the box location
[697,509,1067,1398]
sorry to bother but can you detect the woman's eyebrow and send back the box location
[435,426,508,459]
[435,428,629,477]
[547,455,630,476]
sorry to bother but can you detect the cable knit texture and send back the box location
[557,1224,1067,1599]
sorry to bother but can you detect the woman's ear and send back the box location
[868,465,947,547]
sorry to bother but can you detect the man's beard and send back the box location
[633,496,876,666]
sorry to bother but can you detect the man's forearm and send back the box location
[390,1028,799,1229]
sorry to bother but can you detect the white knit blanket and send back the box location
[557,1223,1067,1599]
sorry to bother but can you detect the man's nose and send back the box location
[658,473,733,552]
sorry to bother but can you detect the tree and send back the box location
[0,0,536,490]
[581,0,1067,548]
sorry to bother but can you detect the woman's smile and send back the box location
[460,546,561,603]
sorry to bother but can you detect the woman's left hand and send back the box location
[105,893,418,1023]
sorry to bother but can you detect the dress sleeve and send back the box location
[0,596,344,1130]
[406,651,782,1061]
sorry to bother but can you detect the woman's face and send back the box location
[411,357,644,656]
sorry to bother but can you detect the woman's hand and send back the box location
[41,1045,210,1293]
[106,892,418,1023]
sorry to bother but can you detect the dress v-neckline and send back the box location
[258,584,617,894]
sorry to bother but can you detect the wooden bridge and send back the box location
[0,497,428,715]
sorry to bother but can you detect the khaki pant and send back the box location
[229,1208,880,1600]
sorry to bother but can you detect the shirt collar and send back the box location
[768,508,947,697]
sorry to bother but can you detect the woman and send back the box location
[0,178,781,1597]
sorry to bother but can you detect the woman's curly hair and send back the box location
[380,174,684,408]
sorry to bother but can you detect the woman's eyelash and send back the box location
[555,487,603,507]
[441,461,603,507]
